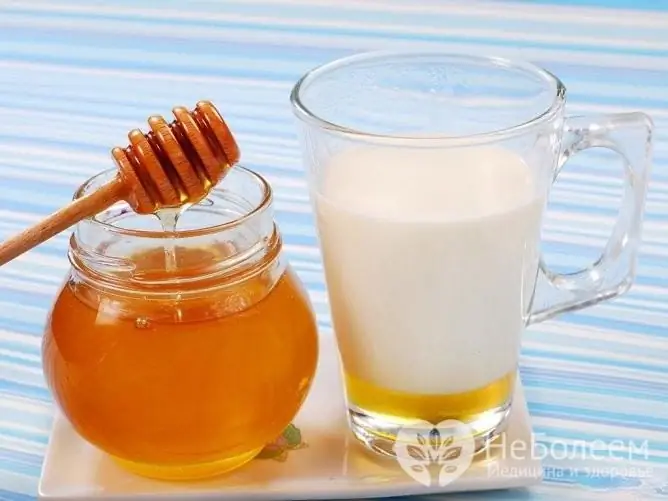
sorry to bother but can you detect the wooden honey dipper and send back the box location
[0,101,240,267]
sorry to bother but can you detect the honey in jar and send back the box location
[42,166,319,480]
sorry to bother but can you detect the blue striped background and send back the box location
[1,1,667,500]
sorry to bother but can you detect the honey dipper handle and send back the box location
[0,178,126,267]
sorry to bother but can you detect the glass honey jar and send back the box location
[42,165,319,481]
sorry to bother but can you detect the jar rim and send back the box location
[73,165,272,239]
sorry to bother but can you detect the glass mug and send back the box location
[290,51,652,456]
[42,166,319,480]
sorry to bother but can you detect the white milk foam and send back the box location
[315,146,547,395]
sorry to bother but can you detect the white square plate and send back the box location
[39,334,542,500]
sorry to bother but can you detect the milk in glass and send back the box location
[314,145,546,422]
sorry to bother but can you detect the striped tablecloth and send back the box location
[1,1,667,500]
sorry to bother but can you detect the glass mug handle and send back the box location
[529,112,654,324]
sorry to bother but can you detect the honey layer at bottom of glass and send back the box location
[345,371,515,434]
